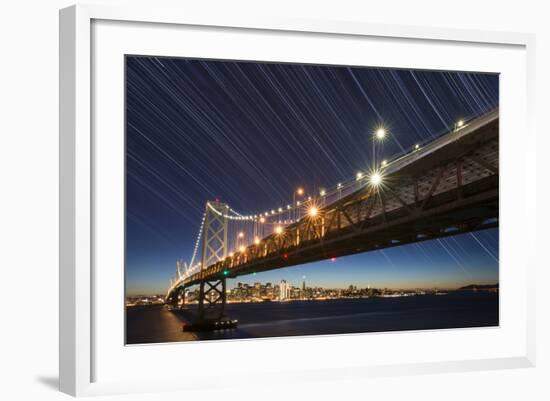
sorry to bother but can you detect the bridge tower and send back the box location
[197,201,229,322]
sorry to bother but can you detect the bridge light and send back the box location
[296,187,304,196]
[239,245,246,253]
[457,119,464,128]
[259,217,265,223]
[229,252,234,258]
[375,127,386,140]
[271,210,275,215]
[287,204,291,209]
[278,207,283,212]
[238,232,244,238]
[337,183,342,189]
[275,226,283,235]
[320,189,326,196]
[415,144,420,150]
[296,200,301,206]
[308,206,318,217]
[356,172,364,181]
[370,172,382,186]
[308,196,312,201]
[381,160,387,167]
[254,237,260,245]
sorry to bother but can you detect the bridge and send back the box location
[165,109,499,326]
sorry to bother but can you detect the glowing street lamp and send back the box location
[373,126,388,169]
[238,232,244,239]
[308,206,318,217]
[375,127,386,140]
[294,187,304,221]
[356,172,364,181]
[415,144,420,150]
[254,237,261,245]
[259,217,265,223]
[370,172,382,186]
[274,226,283,235]
[239,245,246,253]
[381,160,387,167]
[457,119,464,128]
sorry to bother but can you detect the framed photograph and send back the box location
[60,4,536,396]
[126,55,500,344]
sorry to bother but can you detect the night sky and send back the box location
[125,56,499,296]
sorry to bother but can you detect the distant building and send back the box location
[280,280,291,300]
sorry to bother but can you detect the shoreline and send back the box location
[126,288,498,308]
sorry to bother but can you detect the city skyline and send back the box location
[127,278,498,305]
[125,56,499,297]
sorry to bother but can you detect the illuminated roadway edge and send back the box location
[167,108,499,297]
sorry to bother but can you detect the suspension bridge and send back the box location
[165,109,499,328]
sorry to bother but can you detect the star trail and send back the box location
[125,55,499,296]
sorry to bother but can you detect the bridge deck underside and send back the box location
[173,116,498,292]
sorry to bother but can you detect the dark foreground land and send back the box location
[126,292,498,345]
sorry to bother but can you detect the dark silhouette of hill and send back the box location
[457,284,499,291]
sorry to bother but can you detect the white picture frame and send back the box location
[59,4,536,397]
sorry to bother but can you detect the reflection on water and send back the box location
[126,292,498,345]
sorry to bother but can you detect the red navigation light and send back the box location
[330,257,336,262]
[283,253,289,260]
